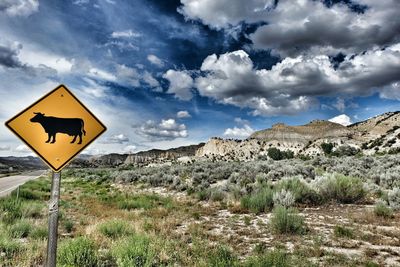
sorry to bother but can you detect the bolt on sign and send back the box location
[5,84,107,172]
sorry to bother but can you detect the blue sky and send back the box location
[0,0,399,156]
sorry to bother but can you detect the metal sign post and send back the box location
[46,171,61,267]
[5,84,106,267]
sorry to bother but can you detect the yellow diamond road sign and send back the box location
[5,84,106,172]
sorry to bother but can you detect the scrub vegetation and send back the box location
[1,154,400,266]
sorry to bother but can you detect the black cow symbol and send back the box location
[30,112,86,144]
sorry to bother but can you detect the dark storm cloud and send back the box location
[0,42,23,68]
[180,0,400,57]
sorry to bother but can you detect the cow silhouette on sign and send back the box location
[30,112,86,144]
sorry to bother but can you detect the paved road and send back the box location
[0,170,47,197]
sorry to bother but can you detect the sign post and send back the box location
[5,84,106,266]
[46,171,61,267]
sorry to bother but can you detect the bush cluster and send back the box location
[267,148,294,160]
[270,206,305,235]
[58,237,98,267]
[314,173,365,203]
[98,220,132,239]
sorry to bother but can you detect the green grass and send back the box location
[98,219,132,239]
[270,206,305,235]
[374,201,393,218]
[0,234,22,260]
[9,220,32,238]
[334,225,354,239]
[0,198,22,224]
[116,194,174,211]
[22,202,44,218]
[241,187,274,214]
[11,178,50,200]
[207,245,238,267]
[111,234,155,267]
[58,237,98,267]
[30,226,48,240]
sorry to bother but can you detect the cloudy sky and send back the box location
[1,0,400,156]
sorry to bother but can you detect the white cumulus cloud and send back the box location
[194,45,400,116]
[223,124,254,139]
[163,70,194,101]
[147,54,164,67]
[177,110,191,118]
[329,114,353,126]
[137,118,188,140]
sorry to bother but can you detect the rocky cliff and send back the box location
[124,144,204,165]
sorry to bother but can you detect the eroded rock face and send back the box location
[195,138,261,161]
[250,120,354,143]
[196,112,400,161]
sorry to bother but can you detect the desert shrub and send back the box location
[244,249,289,267]
[9,220,32,238]
[315,173,365,203]
[207,245,238,267]
[196,189,210,201]
[241,187,274,213]
[298,154,311,161]
[331,145,359,157]
[388,188,400,210]
[333,225,354,239]
[0,198,22,224]
[267,148,293,160]
[275,177,322,205]
[273,189,295,207]
[270,206,305,235]
[58,237,98,267]
[374,200,393,218]
[209,188,226,202]
[111,234,154,267]
[379,171,400,189]
[281,150,294,159]
[98,220,132,239]
[321,143,334,155]
[114,170,141,183]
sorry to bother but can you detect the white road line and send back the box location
[0,184,20,195]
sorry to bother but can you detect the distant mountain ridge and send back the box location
[2,111,399,169]
[197,111,400,160]
[249,120,353,143]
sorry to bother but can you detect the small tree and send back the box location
[321,143,334,155]
[267,148,283,160]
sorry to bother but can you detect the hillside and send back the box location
[250,120,354,143]
[197,111,400,160]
